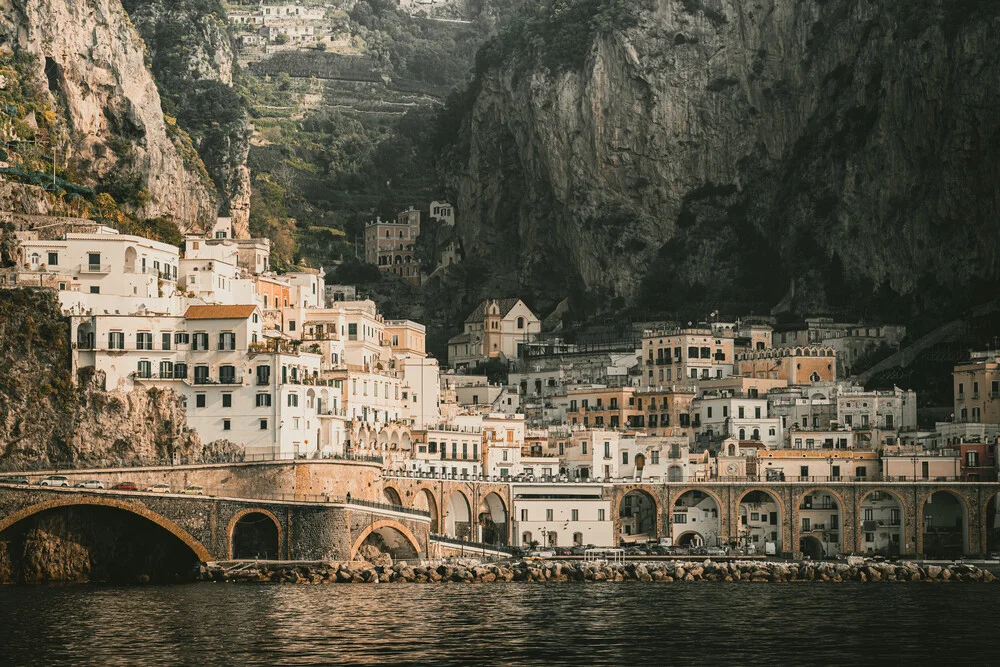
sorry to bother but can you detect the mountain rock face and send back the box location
[0,0,218,228]
[443,0,1000,317]
[121,0,252,237]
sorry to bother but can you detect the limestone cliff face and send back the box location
[122,0,252,236]
[0,0,218,228]
[444,0,1000,316]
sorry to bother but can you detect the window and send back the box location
[219,365,236,384]
[260,419,268,430]
[174,332,189,345]
[161,333,171,350]
[47,251,58,266]
[195,394,206,408]
[222,393,232,408]
[192,333,209,351]
[622,452,628,465]
[348,323,357,340]
[223,419,231,431]
[604,442,611,459]
[967,451,980,467]
[800,465,809,478]
[289,320,296,332]
[864,508,874,521]
[87,252,101,270]
[159,360,173,379]
[571,509,579,521]
[288,394,299,407]
[598,509,606,521]
[755,407,761,418]
[194,365,210,385]
[673,513,687,524]
[502,450,508,462]
[218,332,236,351]
[256,365,271,386]
[256,393,271,407]
[109,331,125,349]
[738,406,745,419]
[89,286,100,294]
[546,509,554,521]
[582,442,588,455]
[651,451,659,464]
[173,363,188,379]
[136,360,151,378]
[136,332,152,350]
[521,509,528,521]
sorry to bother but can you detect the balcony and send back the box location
[191,372,244,386]
[80,263,111,274]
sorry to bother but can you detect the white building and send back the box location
[512,484,613,548]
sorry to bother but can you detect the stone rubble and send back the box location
[199,559,998,585]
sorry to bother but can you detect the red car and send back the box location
[111,481,138,491]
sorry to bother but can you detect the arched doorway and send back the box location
[445,491,472,539]
[922,491,969,558]
[0,502,205,583]
[667,465,683,482]
[737,490,783,553]
[635,454,646,478]
[231,511,280,560]
[383,487,402,505]
[798,490,843,557]
[800,535,825,559]
[478,492,508,545]
[413,489,439,533]
[859,490,904,555]
[619,489,657,542]
[672,490,720,547]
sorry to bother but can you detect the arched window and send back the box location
[517,317,525,329]
[573,532,584,546]
[739,428,746,440]
[752,428,760,440]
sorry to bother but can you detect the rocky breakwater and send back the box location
[202,558,997,585]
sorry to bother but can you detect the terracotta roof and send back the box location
[464,298,524,323]
[184,305,258,320]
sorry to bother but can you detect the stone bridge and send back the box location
[385,475,1000,559]
[0,484,431,582]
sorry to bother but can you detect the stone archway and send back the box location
[228,509,281,560]
[350,520,421,561]
[800,535,825,559]
[985,492,1000,555]
[0,497,211,562]
[478,492,508,545]
[676,531,704,548]
[736,489,783,553]
[618,489,658,542]
[858,489,905,556]
[383,486,403,506]
[797,488,846,557]
[920,490,970,558]
[445,490,472,539]
[413,488,439,533]
[672,489,721,547]
[0,498,211,583]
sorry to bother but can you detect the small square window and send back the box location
[195,394,206,408]
[89,286,100,294]
[223,419,231,431]
[260,419,268,430]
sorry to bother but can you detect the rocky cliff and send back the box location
[441,0,1000,319]
[0,0,219,228]
[0,288,235,468]
[121,0,252,237]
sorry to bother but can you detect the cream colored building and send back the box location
[448,299,541,369]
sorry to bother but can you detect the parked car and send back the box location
[569,545,588,556]
[74,480,105,489]
[0,476,30,485]
[111,481,139,491]
[39,475,70,487]
[146,484,171,494]
[526,549,555,559]
[182,485,205,496]
[706,546,726,557]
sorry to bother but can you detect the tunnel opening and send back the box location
[355,526,419,564]
[0,505,202,584]
[231,512,280,560]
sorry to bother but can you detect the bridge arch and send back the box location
[0,496,211,562]
[478,492,508,545]
[383,486,403,506]
[445,489,473,540]
[350,520,422,561]
[672,488,722,547]
[617,487,659,541]
[857,489,906,555]
[227,508,283,560]
[736,488,784,553]
[919,488,970,557]
[412,487,439,533]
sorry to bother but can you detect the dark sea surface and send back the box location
[2,582,997,666]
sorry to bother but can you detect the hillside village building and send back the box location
[365,207,421,285]
[447,298,541,369]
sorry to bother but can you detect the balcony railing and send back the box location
[191,373,244,385]
[80,263,111,274]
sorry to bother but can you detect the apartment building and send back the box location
[953,351,1000,424]
[642,328,735,388]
